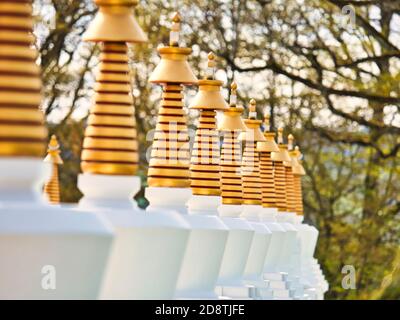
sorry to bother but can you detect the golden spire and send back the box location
[189,53,228,196]
[239,99,266,205]
[148,12,197,84]
[271,127,291,212]
[218,82,246,205]
[291,146,306,215]
[147,13,198,188]
[43,135,63,204]
[0,0,47,157]
[283,133,297,213]
[80,0,147,175]
[257,111,279,209]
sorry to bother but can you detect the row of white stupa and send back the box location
[0,0,328,299]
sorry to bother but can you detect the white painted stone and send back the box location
[215,204,255,298]
[79,175,190,299]
[0,159,113,299]
[176,195,229,299]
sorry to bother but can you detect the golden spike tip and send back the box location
[278,127,284,144]
[264,112,270,131]
[229,82,238,106]
[170,12,181,46]
[172,11,182,23]
[248,99,257,119]
[206,52,216,79]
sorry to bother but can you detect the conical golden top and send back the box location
[190,52,228,111]
[43,135,63,205]
[149,12,197,84]
[189,53,226,195]
[239,99,266,142]
[257,112,279,153]
[83,0,147,43]
[218,82,246,131]
[219,82,244,205]
[44,135,63,165]
[0,0,47,157]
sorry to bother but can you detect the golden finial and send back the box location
[0,1,47,157]
[277,127,284,144]
[81,0,147,175]
[147,12,197,188]
[240,99,265,206]
[249,99,256,113]
[44,135,63,205]
[170,12,182,47]
[229,82,238,107]
[206,52,216,79]
[257,110,279,209]
[288,134,294,151]
[44,135,63,165]
[149,12,197,84]
[263,111,271,131]
[189,53,227,195]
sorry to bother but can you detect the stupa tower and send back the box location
[291,145,306,215]
[80,0,147,176]
[218,82,247,209]
[189,52,228,197]
[284,134,297,213]
[240,99,266,208]
[271,128,291,212]
[257,114,279,209]
[0,0,47,157]
[147,12,198,190]
[43,135,63,204]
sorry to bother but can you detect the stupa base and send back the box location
[216,207,255,294]
[175,201,229,300]
[78,174,191,300]
[146,186,192,214]
[215,284,257,300]
[263,272,292,300]
[0,159,114,300]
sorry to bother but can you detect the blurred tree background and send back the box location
[33,0,400,299]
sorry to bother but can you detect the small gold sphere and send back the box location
[231,82,237,90]
[208,52,215,61]
[288,134,294,141]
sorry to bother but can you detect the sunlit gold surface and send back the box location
[292,146,306,215]
[190,80,228,111]
[149,47,198,85]
[190,110,221,195]
[81,42,139,175]
[257,114,280,208]
[148,84,191,187]
[219,84,245,205]
[189,58,227,195]
[240,100,265,205]
[0,0,47,157]
[83,0,147,43]
[43,135,63,204]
